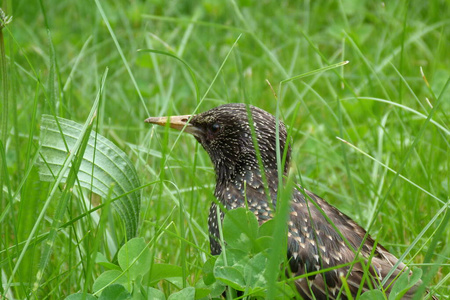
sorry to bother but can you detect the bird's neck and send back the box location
[213,156,282,213]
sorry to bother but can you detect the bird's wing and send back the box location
[287,188,420,299]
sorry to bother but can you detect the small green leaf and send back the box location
[96,252,121,271]
[258,219,275,237]
[214,266,246,290]
[215,249,249,275]
[118,238,151,280]
[223,208,259,251]
[273,282,296,299]
[207,281,226,298]
[193,288,210,299]
[195,275,226,298]
[98,284,131,300]
[202,256,217,285]
[359,290,386,300]
[148,264,183,284]
[164,277,184,290]
[167,287,195,300]
[254,236,273,252]
[93,270,128,294]
[389,268,422,300]
[214,248,249,290]
[64,293,97,300]
[244,252,268,289]
[142,287,165,300]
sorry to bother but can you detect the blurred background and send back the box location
[1,0,449,298]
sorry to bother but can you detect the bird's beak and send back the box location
[145,115,202,136]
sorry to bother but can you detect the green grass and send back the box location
[1,0,449,298]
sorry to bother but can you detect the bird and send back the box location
[145,103,432,299]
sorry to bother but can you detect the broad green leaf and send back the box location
[99,284,131,300]
[38,115,141,238]
[37,107,97,288]
[93,270,128,294]
[118,238,151,280]
[167,287,195,300]
[222,208,259,251]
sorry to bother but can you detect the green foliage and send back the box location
[65,293,98,300]
[204,208,295,298]
[167,287,195,300]
[359,268,423,300]
[358,290,386,300]
[65,238,208,300]
[389,268,422,300]
[39,115,141,239]
[65,211,295,299]
[117,238,151,280]
[222,206,259,252]
[98,285,132,300]
[1,0,449,298]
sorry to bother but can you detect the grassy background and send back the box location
[1,0,449,298]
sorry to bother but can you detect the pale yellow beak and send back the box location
[145,115,202,136]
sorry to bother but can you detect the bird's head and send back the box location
[146,103,291,184]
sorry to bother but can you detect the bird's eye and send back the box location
[211,123,221,133]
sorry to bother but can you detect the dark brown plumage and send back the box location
[146,103,432,299]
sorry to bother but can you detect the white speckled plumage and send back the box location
[146,103,434,300]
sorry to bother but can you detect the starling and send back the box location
[146,103,431,299]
